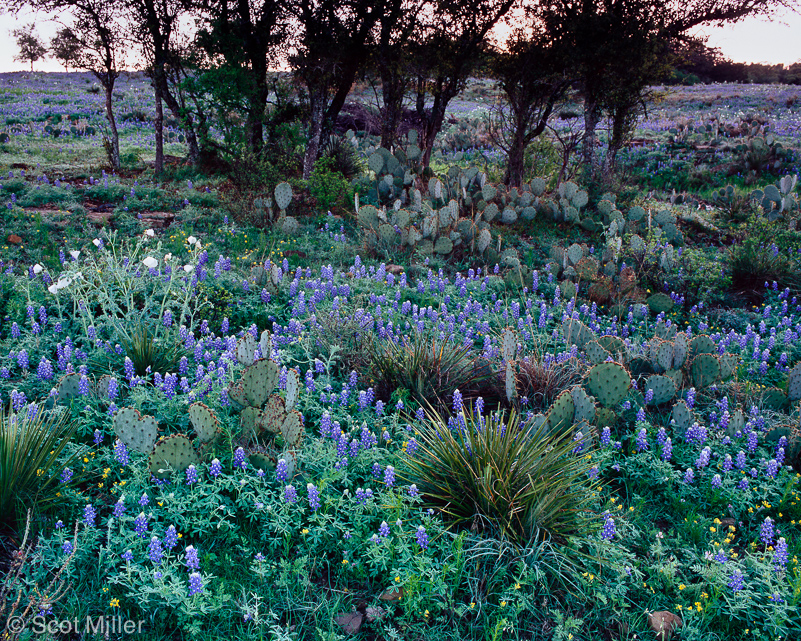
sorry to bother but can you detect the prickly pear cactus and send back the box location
[285,368,300,409]
[585,362,631,409]
[673,333,688,369]
[236,333,257,366]
[570,386,596,424]
[671,400,693,432]
[688,335,716,361]
[719,353,738,381]
[240,406,264,441]
[646,293,674,315]
[228,383,248,408]
[585,340,610,365]
[57,373,83,403]
[788,362,801,401]
[690,353,720,389]
[280,411,304,449]
[597,335,627,360]
[562,318,593,349]
[274,182,293,212]
[148,435,199,479]
[645,374,676,406]
[189,402,220,443]
[545,390,575,434]
[258,395,286,434]
[241,358,280,408]
[114,407,158,454]
[502,328,517,362]
[259,330,272,360]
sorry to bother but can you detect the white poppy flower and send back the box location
[144,229,155,237]
[194,241,202,250]
[183,264,194,273]
[187,236,197,246]
[48,283,59,294]
[69,250,80,259]
[33,264,43,274]
[164,253,172,262]
[142,256,158,269]
[92,238,101,247]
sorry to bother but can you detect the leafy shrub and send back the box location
[728,218,801,296]
[403,404,597,545]
[307,157,352,211]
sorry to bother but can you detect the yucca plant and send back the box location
[0,405,82,533]
[367,331,494,412]
[402,403,598,546]
[516,356,586,411]
[119,321,183,377]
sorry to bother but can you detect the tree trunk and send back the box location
[154,83,164,175]
[158,81,201,166]
[104,83,120,170]
[420,93,448,168]
[379,65,406,149]
[303,88,326,179]
[582,99,601,179]
[505,129,528,188]
[245,57,268,156]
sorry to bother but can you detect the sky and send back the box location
[0,7,799,73]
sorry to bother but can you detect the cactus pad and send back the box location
[788,363,801,401]
[673,333,688,368]
[280,411,304,449]
[236,333,257,365]
[671,400,692,432]
[585,340,610,364]
[285,368,299,409]
[57,373,83,403]
[501,328,517,362]
[645,374,676,405]
[646,293,674,315]
[545,390,575,434]
[585,362,631,408]
[761,388,790,411]
[240,406,264,442]
[259,330,272,360]
[567,243,584,265]
[476,228,492,253]
[574,257,599,281]
[691,354,720,388]
[597,335,627,360]
[719,353,738,381]
[148,435,199,479]
[688,335,716,360]
[274,182,293,211]
[259,395,286,434]
[189,402,220,442]
[505,362,516,403]
[570,386,596,424]
[227,383,247,407]
[562,317,593,348]
[114,407,158,454]
[241,358,280,408]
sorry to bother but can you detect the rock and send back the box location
[648,611,682,641]
[334,611,363,635]
[386,264,404,275]
[379,587,403,601]
[7,234,21,245]
[365,606,385,623]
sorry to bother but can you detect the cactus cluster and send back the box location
[252,182,296,232]
[228,357,305,457]
[750,174,799,221]
[56,372,115,404]
[112,403,220,479]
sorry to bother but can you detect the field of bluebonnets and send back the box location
[1,71,801,641]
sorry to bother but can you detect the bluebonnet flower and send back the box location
[737,477,749,490]
[183,464,198,485]
[62,541,74,555]
[164,525,178,550]
[113,498,126,519]
[600,517,616,541]
[188,572,204,595]
[736,451,747,469]
[185,545,200,570]
[60,467,73,484]
[714,550,726,564]
[283,485,297,504]
[773,538,788,572]
[55,520,64,529]
[416,525,429,550]
[121,550,134,562]
[760,517,775,546]
[727,569,744,592]
[684,468,695,484]
[134,512,149,538]
[722,454,733,471]
[635,428,648,452]
[765,459,778,479]
[139,493,149,506]
[254,553,265,562]
[384,465,396,487]
[148,537,163,565]
[276,458,289,482]
[93,429,103,445]
[408,484,419,497]
[307,484,320,511]
[711,474,722,489]
[378,521,390,539]
[661,438,672,462]
[233,447,247,470]
[209,458,222,477]
[83,504,97,528]
[114,439,129,466]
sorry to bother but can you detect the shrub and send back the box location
[516,356,586,411]
[307,157,352,211]
[402,404,598,546]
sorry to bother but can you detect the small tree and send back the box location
[50,27,83,71]
[13,24,48,71]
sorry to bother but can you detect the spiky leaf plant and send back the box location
[367,331,493,412]
[119,322,183,377]
[402,403,598,546]
[0,405,82,532]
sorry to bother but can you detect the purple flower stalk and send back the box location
[148,536,163,565]
[185,545,200,570]
[188,572,204,595]
[164,525,178,550]
[307,483,320,511]
[600,517,616,541]
[283,485,297,504]
[209,458,222,477]
[415,525,429,550]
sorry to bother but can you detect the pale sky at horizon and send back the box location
[0,7,799,73]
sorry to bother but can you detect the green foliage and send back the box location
[307,157,352,211]
[0,406,81,532]
[118,322,183,377]
[402,404,598,545]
